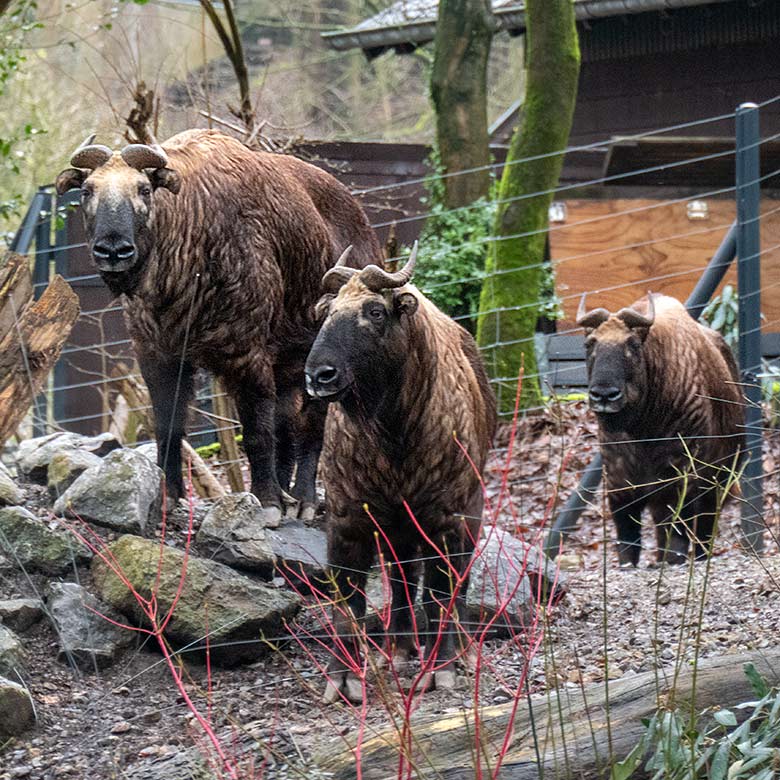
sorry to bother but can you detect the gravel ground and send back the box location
[2,402,779,779]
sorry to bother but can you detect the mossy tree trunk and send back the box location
[476,0,580,411]
[430,0,495,209]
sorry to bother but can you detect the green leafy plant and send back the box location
[700,284,739,348]
[411,149,496,332]
[613,664,780,780]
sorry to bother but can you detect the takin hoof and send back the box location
[260,505,282,529]
[322,671,363,705]
[419,668,458,693]
[283,501,316,523]
[377,650,412,677]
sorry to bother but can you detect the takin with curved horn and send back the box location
[305,242,496,703]
[54,128,381,521]
[580,292,745,566]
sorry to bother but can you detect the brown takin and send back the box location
[304,244,496,703]
[577,292,745,566]
[55,130,380,520]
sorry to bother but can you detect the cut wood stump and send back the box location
[0,254,80,446]
[314,649,780,780]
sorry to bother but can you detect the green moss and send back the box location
[476,0,580,412]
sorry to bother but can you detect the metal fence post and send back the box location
[735,102,764,553]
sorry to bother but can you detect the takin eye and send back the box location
[366,304,386,323]
[80,186,93,202]
[138,183,152,198]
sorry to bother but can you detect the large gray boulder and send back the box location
[466,527,567,632]
[0,599,43,632]
[268,521,328,583]
[16,432,120,483]
[91,535,301,666]
[196,492,277,575]
[0,676,34,736]
[53,449,163,535]
[0,461,22,506]
[47,582,133,670]
[467,527,533,628]
[0,624,25,678]
[0,506,92,575]
[47,449,102,499]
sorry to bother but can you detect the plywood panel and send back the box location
[552,198,780,331]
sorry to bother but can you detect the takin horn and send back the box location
[321,245,358,293]
[616,294,655,329]
[120,143,169,171]
[359,240,418,292]
[576,293,611,330]
[70,134,113,170]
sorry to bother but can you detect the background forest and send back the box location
[0,0,524,236]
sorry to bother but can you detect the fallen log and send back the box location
[314,649,780,780]
[0,267,79,446]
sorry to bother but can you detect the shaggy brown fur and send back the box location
[581,294,745,565]
[57,129,380,510]
[305,271,496,703]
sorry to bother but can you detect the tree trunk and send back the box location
[315,649,780,780]
[430,0,495,208]
[476,0,580,411]
[0,264,79,445]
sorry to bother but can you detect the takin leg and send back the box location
[287,397,326,522]
[688,487,718,560]
[139,354,194,504]
[608,487,647,567]
[384,538,420,675]
[323,518,374,704]
[274,386,299,496]
[651,502,690,565]
[224,363,283,516]
[420,523,469,692]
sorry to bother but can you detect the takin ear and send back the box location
[394,291,419,318]
[55,168,88,196]
[314,293,335,322]
[149,167,181,194]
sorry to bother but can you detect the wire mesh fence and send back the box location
[6,99,780,518]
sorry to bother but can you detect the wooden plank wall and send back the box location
[552,199,780,330]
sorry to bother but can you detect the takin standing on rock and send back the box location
[304,243,496,703]
[577,292,745,566]
[55,130,380,521]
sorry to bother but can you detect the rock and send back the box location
[466,527,536,629]
[47,449,102,499]
[134,443,158,465]
[0,461,23,506]
[0,676,34,736]
[0,506,92,575]
[196,492,277,575]
[16,432,121,483]
[0,599,44,632]
[124,751,211,780]
[268,521,328,584]
[91,535,301,665]
[0,624,25,677]
[53,449,163,535]
[47,582,133,670]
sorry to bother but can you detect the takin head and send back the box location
[305,243,420,410]
[55,135,181,293]
[577,294,656,421]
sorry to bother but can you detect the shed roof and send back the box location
[322,0,735,56]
